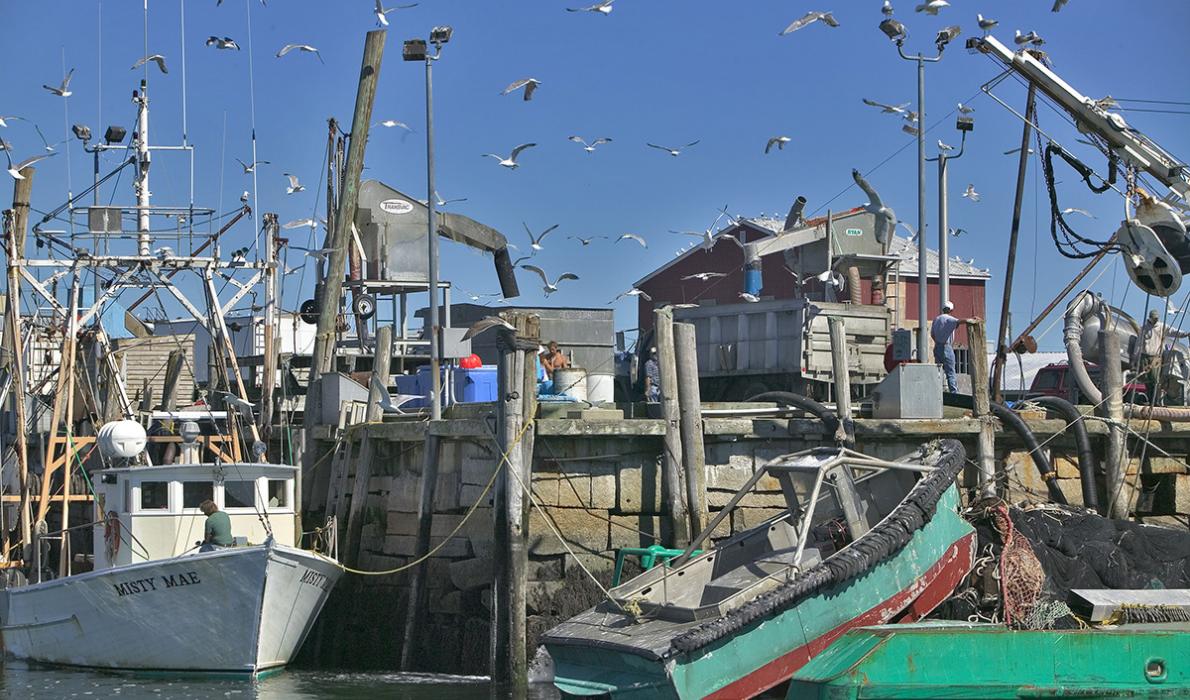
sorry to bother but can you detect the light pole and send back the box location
[926,116,974,308]
[404,26,453,421]
[880,17,949,363]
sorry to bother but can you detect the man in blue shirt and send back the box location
[930,301,960,393]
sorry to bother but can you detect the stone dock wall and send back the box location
[304,408,1190,673]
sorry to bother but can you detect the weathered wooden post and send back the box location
[304,29,386,495]
[654,307,690,545]
[673,322,706,536]
[1100,328,1128,518]
[828,317,852,420]
[512,313,538,696]
[4,167,35,548]
[343,324,393,566]
[966,319,998,497]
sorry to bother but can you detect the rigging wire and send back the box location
[1116,98,1190,107]
[245,0,261,245]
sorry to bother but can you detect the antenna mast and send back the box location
[134,80,152,256]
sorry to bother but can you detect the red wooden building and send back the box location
[633,207,990,352]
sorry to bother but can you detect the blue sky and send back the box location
[2,1,1189,350]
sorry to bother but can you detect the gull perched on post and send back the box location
[647,140,699,157]
[524,222,560,251]
[862,98,909,115]
[937,140,955,152]
[374,0,418,27]
[1014,29,1045,46]
[882,1,894,16]
[521,264,579,296]
[852,169,896,244]
[131,55,168,74]
[501,78,541,101]
[568,136,612,153]
[778,11,839,36]
[566,1,613,15]
[765,136,791,154]
[482,143,536,169]
[957,102,975,114]
[276,44,323,63]
[284,173,305,195]
[42,69,75,97]
[206,36,241,50]
[976,14,997,34]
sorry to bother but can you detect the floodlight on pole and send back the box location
[928,116,974,308]
[879,18,906,43]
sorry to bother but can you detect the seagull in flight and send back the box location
[206,36,241,50]
[568,136,612,153]
[976,14,997,35]
[524,223,560,251]
[566,1,613,15]
[501,78,541,101]
[5,151,55,180]
[852,169,896,244]
[370,376,423,415]
[949,227,967,237]
[236,158,270,174]
[0,116,27,128]
[132,55,168,73]
[569,235,606,246]
[915,0,948,15]
[462,315,515,341]
[33,124,66,152]
[276,44,323,63]
[765,136,791,154]
[283,218,324,230]
[377,119,413,131]
[616,233,648,248]
[482,143,536,169]
[647,140,699,157]
[778,11,839,35]
[434,190,467,207]
[739,293,761,303]
[284,173,305,195]
[961,184,981,202]
[1003,146,1035,156]
[1052,0,1069,12]
[375,0,418,27]
[862,98,910,115]
[1062,207,1095,218]
[612,288,652,303]
[682,272,728,282]
[42,69,75,97]
[520,264,579,296]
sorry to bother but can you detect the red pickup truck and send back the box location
[1028,362,1148,404]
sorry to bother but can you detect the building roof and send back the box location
[635,209,991,288]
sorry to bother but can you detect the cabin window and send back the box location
[183,481,214,509]
[139,481,170,510]
[267,479,289,509]
[224,480,257,509]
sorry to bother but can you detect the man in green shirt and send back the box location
[199,500,234,551]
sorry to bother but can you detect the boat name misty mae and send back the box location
[300,569,332,591]
[113,571,201,597]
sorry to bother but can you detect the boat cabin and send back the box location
[92,463,298,569]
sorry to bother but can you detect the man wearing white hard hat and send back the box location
[931,301,960,393]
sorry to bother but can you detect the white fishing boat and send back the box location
[0,454,342,674]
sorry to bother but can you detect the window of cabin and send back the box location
[139,481,170,511]
[182,481,214,509]
[267,479,289,509]
[224,480,257,509]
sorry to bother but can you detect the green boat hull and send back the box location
[788,620,1190,699]
[549,486,976,699]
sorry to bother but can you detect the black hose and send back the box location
[747,391,853,447]
[942,392,1067,505]
[1029,395,1099,512]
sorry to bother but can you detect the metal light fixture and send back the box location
[403,39,428,62]
[956,116,975,132]
[879,18,906,43]
[72,124,92,142]
[429,25,453,47]
[104,125,127,144]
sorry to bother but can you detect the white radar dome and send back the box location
[97,420,148,460]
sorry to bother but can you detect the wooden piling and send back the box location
[673,321,707,536]
[1100,328,1128,518]
[828,317,852,420]
[343,325,393,566]
[654,307,690,546]
[4,167,34,548]
[966,318,998,498]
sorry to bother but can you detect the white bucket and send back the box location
[586,373,614,404]
[552,367,588,401]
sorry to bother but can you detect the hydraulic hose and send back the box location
[1063,291,1103,405]
[942,392,1067,505]
[1029,395,1098,512]
[747,391,853,447]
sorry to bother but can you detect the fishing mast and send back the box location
[134,80,152,256]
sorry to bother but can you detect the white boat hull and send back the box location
[0,542,341,674]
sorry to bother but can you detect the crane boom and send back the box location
[971,35,1189,201]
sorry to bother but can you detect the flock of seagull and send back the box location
[3,0,1079,307]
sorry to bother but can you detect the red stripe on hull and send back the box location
[704,531,977,700]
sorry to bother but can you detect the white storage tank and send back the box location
[97,420,148,460]
[552,367,588,401]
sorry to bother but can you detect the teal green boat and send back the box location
[543,440,976,699]
[787,620,1190,699]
